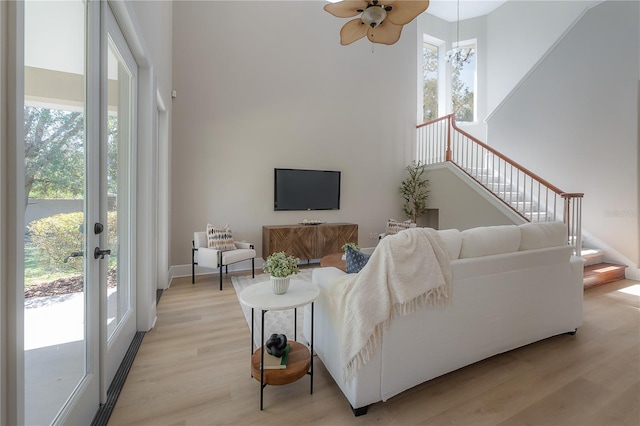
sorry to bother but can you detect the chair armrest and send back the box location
[197,247,221,268]
[234,241,254,250]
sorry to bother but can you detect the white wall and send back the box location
[486,0,597,114]
[129,1,173,104]
[171,1,421,267]
[426,163,522,231]
[487,0,639,276]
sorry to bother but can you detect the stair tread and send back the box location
[583,262,627,288]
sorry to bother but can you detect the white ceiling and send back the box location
[426,0,508,22]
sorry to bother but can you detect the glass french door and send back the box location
[23,2,98,424]
[103,3,137,393]
[22,1,136,423]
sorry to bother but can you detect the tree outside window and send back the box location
[422,41,439,122]
[451,43,476,123]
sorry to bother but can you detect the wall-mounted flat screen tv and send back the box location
[274,168,341,211]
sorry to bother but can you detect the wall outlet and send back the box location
[369,232,378,239]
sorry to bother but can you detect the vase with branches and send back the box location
[399,161,429,224]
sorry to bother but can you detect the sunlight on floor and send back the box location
[617,284,640,296]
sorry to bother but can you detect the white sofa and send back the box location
[303,222,583,415]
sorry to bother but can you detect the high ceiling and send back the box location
[427,0,508,22]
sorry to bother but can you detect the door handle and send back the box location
[64,251,84,263]
[94,247,111,260]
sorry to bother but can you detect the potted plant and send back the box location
[341,242,360,260]
[341,242,360,252]
[263,251,300,294]
[399,161,429,224]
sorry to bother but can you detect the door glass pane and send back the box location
[23,1,87,424]
[106,36,132,341]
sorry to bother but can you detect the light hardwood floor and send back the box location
[109,272,640,425]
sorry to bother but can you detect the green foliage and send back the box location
[341,242,360,252]
[28,211,118,273]
[422,43,439,122]
[452,49,475,123]
[399,161,430,224]
[24,106,120,206]
[263,252,300,278]
[24,106,85,205]
[106,115,119,195]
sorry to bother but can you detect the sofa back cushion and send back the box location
[437,229,462,259]
[518,222,567,251]
[459,225,521,259]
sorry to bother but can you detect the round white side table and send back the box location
[239,279,320,410]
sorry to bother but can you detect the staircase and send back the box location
[582,249,627,288]
[416,114,627,288]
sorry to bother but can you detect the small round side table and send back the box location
[238,279,320,410]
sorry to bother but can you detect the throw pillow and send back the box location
[206,223,236,251]
[385,218,416,236]
[345,245,371,274]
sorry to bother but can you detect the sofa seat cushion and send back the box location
[459,225,521,259]
[519,222,567,251]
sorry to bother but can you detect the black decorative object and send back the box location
[265,333,288,357]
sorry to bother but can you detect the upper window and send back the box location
[451,40,476,123]
[422,39,439,122]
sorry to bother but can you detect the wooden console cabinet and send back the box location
[262,223,358,260]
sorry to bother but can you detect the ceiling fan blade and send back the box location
[367,20,403,45]
[340,18,368,45]
[324,0,369,18]
[386,0,429,25]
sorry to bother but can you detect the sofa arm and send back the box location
[234,241,254,250]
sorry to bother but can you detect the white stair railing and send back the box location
[417,114,583,256]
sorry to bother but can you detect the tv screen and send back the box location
[274,168,341,211]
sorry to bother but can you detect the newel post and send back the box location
[445,115,452,161]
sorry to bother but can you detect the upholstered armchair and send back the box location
[192,231,256,290]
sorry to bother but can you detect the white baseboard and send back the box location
[169,258,266,286]
[625,267,640,281]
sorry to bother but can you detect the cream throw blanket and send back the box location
[330,227,452,380]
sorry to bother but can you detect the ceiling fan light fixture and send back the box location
[361,6,387,28]
[324,0,429,46]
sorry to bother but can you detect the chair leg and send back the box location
[191,244,197,284]
[219,265,223,291]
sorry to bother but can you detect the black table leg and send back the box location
[260,309,265,410]
[310,301,314,394]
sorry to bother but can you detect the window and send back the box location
[451,40,476,123]
[422,39,439,122]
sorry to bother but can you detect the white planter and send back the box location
[270,276,291,295]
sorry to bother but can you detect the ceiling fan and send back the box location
[324,0,430,46]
